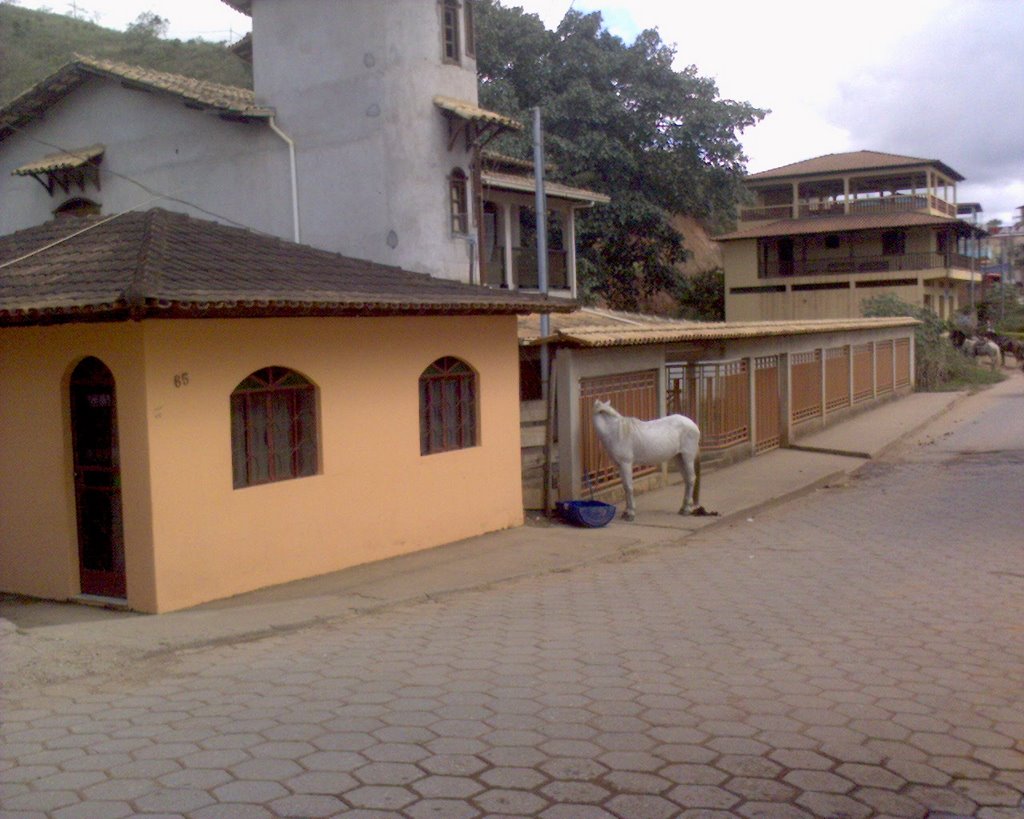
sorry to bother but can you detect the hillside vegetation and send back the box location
[0,3,251,103]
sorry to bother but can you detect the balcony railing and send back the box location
[762,252,975,278]
[741,194,957,222]
[515,247,568,290]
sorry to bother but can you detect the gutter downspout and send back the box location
[269,116,301,243]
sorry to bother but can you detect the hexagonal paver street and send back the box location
[2,381,1024,817]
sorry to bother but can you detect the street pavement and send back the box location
[2,372,1023,818]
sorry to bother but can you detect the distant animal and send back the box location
[592,400,701,521]
[956,334,1002,370]
[983,330,1023,364]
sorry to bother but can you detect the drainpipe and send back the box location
[269,116,301,243]
[534,107,550,398]
[534,107,555,514]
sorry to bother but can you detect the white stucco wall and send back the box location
[250,0,482,281]
[2,0,492,284]
[0,80,293,239]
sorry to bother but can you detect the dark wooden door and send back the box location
[70,357,126,599]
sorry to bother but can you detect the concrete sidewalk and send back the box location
[0,386,973,693]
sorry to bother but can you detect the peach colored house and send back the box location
[0,209,572,612]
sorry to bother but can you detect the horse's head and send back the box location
[593,399,621,418]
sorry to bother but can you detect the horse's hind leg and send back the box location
[676,452,697,515]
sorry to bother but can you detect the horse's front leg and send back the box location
[619,463,636,521]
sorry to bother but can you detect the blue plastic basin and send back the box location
[557,500,617,528]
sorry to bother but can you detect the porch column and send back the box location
[843,176,851,214]
[792,182,799,219]
[501,202,515,289]
[565,208,578,299]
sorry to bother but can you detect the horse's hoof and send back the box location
[621,511,635,522]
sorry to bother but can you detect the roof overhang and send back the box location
[0,57,272,142]
[12,144,104,196]
[434,95,522,152]
[520,315,920,348]
[717,213,986,242]
[482,171,610,207]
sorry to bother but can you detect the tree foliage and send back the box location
[475,1,766,311]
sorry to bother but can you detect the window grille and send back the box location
[231,367,317,488]
[420,357,477,455]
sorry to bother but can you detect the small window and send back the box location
[442,0,460,64]
[420,357,477,455]
[230,366,318,488]
[464,0,475,57]
[824,234,840,250]
[449,168,469,234]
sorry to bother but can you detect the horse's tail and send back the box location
[693,452,701,505]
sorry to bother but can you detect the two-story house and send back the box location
[718,151,986,321]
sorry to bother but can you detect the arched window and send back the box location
[54,197,101,218]
[449,168,468,234]
[419,357,477,455]
[230,367,318,488]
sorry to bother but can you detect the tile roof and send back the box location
[519,310,918,348]
[0,56,271,141]
[747,150,964,183]
[12,144,104,176]
[716,211,982,241]
[0,209,577,325]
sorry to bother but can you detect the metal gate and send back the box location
[754,355,781,453]
[825,345,851,413]
[852,343,873,403]
[876,340,894,394]
[580,370,660,491]
[666,360,750,451]
[894,337,911,388]
[791,350,822,424]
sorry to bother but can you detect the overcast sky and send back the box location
[20,0,1024,224]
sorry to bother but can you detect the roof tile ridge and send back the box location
[124,209,165,317]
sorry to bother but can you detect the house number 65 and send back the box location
[173,372,190,388]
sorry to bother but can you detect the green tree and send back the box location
[475,1,766,312]
[676,267,724,321]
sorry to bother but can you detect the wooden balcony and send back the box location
[740,194,957,222]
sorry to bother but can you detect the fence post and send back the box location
[819,347,827,425]
[779,353,791,447]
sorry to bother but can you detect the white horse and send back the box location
[959,336,1002,371]
[592,400,701,521]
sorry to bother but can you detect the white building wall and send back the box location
[250,0,481,281]
[0,81,293,239]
